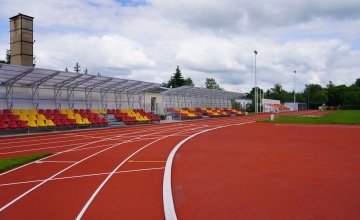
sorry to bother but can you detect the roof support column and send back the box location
[31,71,60,110]
[4,68,34,110]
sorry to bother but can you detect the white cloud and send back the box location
[0,0,359,93]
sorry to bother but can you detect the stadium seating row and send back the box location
[166,107,243,119]
[266,103,290,110]
[0,108,108,132]
[111,109,160,124]
[1,108,107,116]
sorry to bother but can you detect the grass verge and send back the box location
[261,110,360,124]
[0,152,53,173]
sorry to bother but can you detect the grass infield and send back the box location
[261,110,360,124]
[0,152,53,173]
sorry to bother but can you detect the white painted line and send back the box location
[0,167,165,187]
[0,137,137,212]
[0,124,194,212]
[0,124,183,176]
[76,129,195,220]
[163,120,255,220]
[34,161,77,164]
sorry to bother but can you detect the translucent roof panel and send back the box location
[0,64,161,92]
[161,86,245,99]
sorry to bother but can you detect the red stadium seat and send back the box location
[53,119,63,126]
[18,120,29,129]
[2,109,12,116]
[52,109,60,115]
[100,117,108,125]
[68,118,77,125]
[8,120,19,129]
[38,109,45,114]
[0,121,7,130]
[1,114,9,122]
[46,109,53,115]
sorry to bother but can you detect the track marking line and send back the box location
[0,123,194,212]
[75,128,195,220]
[163,120,255,220]
[0,167,165,187]
[128,160,166,163]
[0,123,188,175]
[34,161,77,164]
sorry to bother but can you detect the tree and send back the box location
[166,66,185,88]
[184,77,194,86]
[0,49,11,64]
[205,78,223,90]
[354,78,360,88]
[327,84,347,106]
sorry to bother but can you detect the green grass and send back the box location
[261,110,360,124]
[0,152,53,173]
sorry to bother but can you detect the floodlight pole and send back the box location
[254,50,258,114]
[294,70,296,104]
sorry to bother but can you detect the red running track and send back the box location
[171,122,360,219]
[0,111,359,219]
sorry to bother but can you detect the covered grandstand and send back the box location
[0,64,246,133]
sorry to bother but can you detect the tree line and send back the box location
[163,65,223,90]
[246,79,360,110]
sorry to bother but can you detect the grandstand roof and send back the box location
[0,63,162,93]
[161,86,245,99]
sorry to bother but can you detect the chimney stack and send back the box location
[9,13,34,67]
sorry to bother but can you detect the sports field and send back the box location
[0,111,359,219]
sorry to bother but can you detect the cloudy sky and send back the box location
[0,0,359,93]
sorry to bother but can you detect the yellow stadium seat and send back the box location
[37,120,47,127]
[29,109,38,115]
[12,109,21,116]
[67,109,74,114]
[91,109,99,114]
[82,118,91,125]
[67,113,76,119]
[29,114,37,121]
[76,118,85,125]
[37,114,46,120]
[21,109,29,115]
[99,109,106,114]
[45,119,55,127]
[28,120,38,128]
[74,113,82,119]
[20,114,29,121]
[60,109,67,114]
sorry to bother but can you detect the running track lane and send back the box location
[0,111,323,219]
[170,123,360,219]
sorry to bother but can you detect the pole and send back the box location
[254,50,258,114]
[294,70,296,104]
[259,88,262,113]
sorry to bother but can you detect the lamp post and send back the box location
[254,50,258,114]
[293,70,296,104]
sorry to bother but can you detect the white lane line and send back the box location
[0,123,195,211]
[0,138,135,212]
[0,167,165,187]
[163,120,255,220]
[0,123,186,176]
[75,129,192,220]
[34,161,77,164]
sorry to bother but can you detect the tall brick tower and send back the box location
[9,13,34,67]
